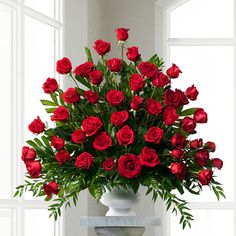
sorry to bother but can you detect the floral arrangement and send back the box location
[15,28,225,229]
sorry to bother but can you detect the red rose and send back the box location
[146,98,162,116]
[116,125,135,146]
[163,106,179,126]
[164,89,180,108]
[55,150,70,164]
[206,141,216,152]
[171,149,185,159]
[186,84,199,101]
[102,158,116,171]
[115,28,129,41]
[107,58,122,72]
[152,72,170,87]
[140,146,160,167]
[110,110,129,127]
[71,129,86,144]
[43,182,60,198]
[166,63,182,78]
[51,136,65,150]
[106,90,124,106]
[62,88,80,104]
[75,152,94,170]
[118,154,141,178]
[82,116,102,136]
[93,39,111,56]
[170,162,187,180]
[89,70,104,85]
[130,96,143,110]
[126,46,141,62]
[212,158,223,170]
[21,146,36,163]
[181,117,196,133]
[190,139,203,149]
[193,108,208,123]
[198,169,213,185]
[138,61,158,78]
[175,89,189,105]
[194,149,209,167]
[28,116,45,134]
[56,57,72,74]
[170,132,186,149]
[42,78,58,94]
[144,127,164,144]
[51,106,69,122]
[93,132,112,151]
[84,90,99,104]
[130,74,145,92]
[74,61,94,77]
[26,161,42,178]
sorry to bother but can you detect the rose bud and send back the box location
[175,89,189,105]
[163,106,179,126]
[102,158,116,171]
[126,46,141,62]
[130,74,145,92]
[93,39,111,56]
[166,63,182,78]
[84,90,99,104]
[170,162,187,180]
[62,88,80,104]
[56,57,72,74]
[115,28,129,41]
[170,132,186,150]
[55,150,70,164]
[106,90,124,106]
[140,146,160,168]
[144,127,164,145]
[152,72,170,87]
[164,89,180,108]
[116,125,135,146]
[89,70,104,86]
[21,146,36,163]
[186,84,199,101]
[130,96,143,110]
[212,158,223,170]
[181,117,196,133]
[193,108,208,123]
[118,153,141,178]
[26,161,42,178]
[198,169,213,185]
[71,129,86,144]
[74,61,94,78]
[171,149,185,159]
[51,106,69,122]
[107,58,122,72]
[75,152,94,170]
[110,110,129,127]
[42,78,58,94]
[28,116,45,134]
[82,116,102,136]
[206,141,216,152]
[43,182,60,198]
[194,149,209,167]
[93,131,112,151]
[138,61,158,78]
[146,98,162,116]
[190,138,203,149]
[51,136,65,150]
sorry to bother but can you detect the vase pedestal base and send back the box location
[95,227,145,236]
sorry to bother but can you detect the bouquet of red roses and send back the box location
[15,28,224,229]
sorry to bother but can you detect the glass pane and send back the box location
[0,3,13,199]
[0,209,12,236]
[170,0,233,38]
[25,209,54,236]
[169,46,234,202]
[170,209,234,236]
[24,0,55,19]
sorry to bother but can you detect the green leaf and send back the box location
[50,93,59,105]
[180,108,197,116]
[85,47,93,62]
[75,75,92,89]
[46,108,56,113]
[40,100,57,106]
[41,136,53,150]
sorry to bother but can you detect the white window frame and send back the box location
[0,0,64,235]
[155,0,236,235]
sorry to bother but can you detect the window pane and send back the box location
[170,209,234,235]
[169,46,234,202]
[169,0,233,38]
[0,209,13,236]
[0,3,13,199]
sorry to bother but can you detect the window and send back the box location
[0,0,64,235]
[156,0,235,235]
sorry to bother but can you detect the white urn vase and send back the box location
[100,187,140,216]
